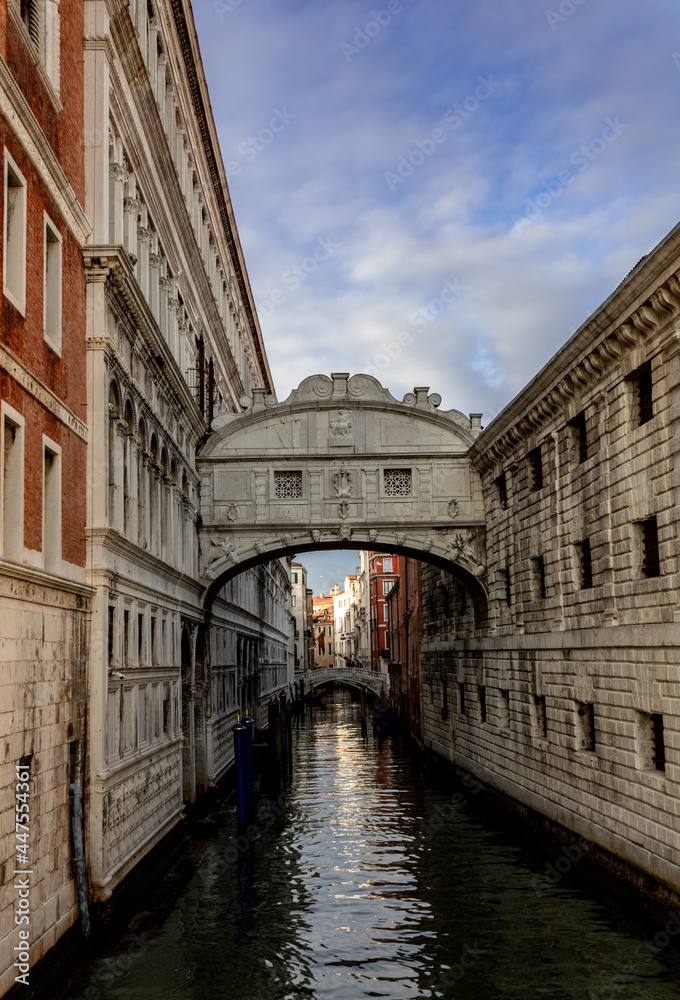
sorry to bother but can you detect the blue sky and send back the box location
[195,0,680,591]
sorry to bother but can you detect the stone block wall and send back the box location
[417,230,680,905]
[0,574,88,999]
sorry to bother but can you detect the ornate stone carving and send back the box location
[255,541,265,554]
[338,501,350,519]
[339,526,352,542]
[447,499,459,518]
[368,529,378,542]
[203,540,239,580]
[330,410,353,443]
[311,530,321,543]
[422,537,434,552]
[396,532,406,546]
[333,469,352,497]
[281,533,293,547]
[225,503,239,521]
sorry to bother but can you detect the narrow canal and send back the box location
[66,690,680,1000]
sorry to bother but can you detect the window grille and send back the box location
[274,471,302,499]
[384,468,412,497]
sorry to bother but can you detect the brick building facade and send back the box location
[0,0,92,993]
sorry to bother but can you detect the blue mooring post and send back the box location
[243,714,255,812]
[268,699,279,766]
[232,721,248,827]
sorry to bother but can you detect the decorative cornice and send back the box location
[470,231,680,476]
[84,246,205,440]
[0,343,88,440]
[104,6,247,407]
[0,56,90,244]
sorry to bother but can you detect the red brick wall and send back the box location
[2,0,85,201]
[0,1,86,567]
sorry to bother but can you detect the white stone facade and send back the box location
[82,0,290,905]
[419,222,680,905]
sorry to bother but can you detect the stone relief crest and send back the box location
[338,501,350,519]
[329,410,353,443]
[447,499,459,519]
[225,503,239,522]
[333,469,352,497]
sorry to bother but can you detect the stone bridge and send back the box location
[301,666,389,700]
[196,373,489,623]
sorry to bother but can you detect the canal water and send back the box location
[65,690,680,1000]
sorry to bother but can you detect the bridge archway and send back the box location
[196,373,489,626]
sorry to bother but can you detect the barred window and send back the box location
[640,516,660,578]
[630,361,653,426]
[384,468,412,496]
[576,539,593,589]
[531,555,547,599]
[274,471,302,499]
[528,447,543,492]
[570,411,589,464]
[496,472,507,509]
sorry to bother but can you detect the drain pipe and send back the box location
[69,783,91,939]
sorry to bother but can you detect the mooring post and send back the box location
[279,691,288,762]
[243,713,255,812]
[232,721,248,826]
[268,698,279,766]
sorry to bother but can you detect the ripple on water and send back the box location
[68,693,680,1000]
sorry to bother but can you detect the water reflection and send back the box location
[67,691,680,1000]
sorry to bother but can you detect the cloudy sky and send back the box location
[194,0,680,591]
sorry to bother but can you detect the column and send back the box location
[123,183,139,259]
[128,434,140,545]
[142,450,152,550]
[109,161,126,246]
[156,52,167,121]
[165,85,177,161]
[84,0,111,244]
[149,245,161,322]
[112,418,127,532]
[137,213,151,299]
[159,274,170,342]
